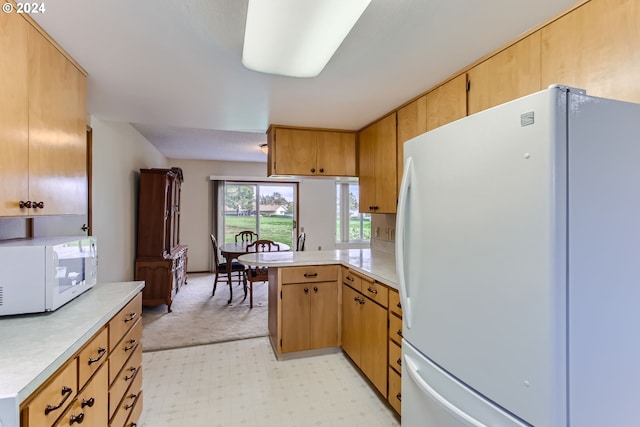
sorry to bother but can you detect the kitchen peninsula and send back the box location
[239,248,403,415]
[0,281,144,427]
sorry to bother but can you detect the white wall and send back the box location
[90,117,168,283]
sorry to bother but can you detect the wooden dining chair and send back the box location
[235,230,258,242]
[296,232,306,251]
[245,239,281,308]
[210,234,247,304]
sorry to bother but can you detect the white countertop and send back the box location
[238,248,398,289]
[0,281,144,427]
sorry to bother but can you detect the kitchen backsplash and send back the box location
[370,213,396,255]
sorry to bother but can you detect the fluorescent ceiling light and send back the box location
[242,0,372,78]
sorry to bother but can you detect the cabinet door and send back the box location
[310,281,339,349]
[0,12,29,216]
[541,0,640,104]
[341,284,361,364]
[281,283,311,353]
[358,124,376,213]
[273,128,317,175]
[57,364,108,427]
[397,96,427,195]
[360,297,388,397]
[468,31,542,115]
[316,131,356,176]
[426,73,467,131]
[28,26,87,215]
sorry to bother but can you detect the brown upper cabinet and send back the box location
[0,13,87,217]
[267,126,357,177]
[426,73,468,131]
[359,113,397,214]
[541,0,640,104]
[467,30,542,115]
[396,96,427,195]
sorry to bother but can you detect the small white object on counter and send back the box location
[238,248,398,289]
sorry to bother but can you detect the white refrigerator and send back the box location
[396,85,640,426]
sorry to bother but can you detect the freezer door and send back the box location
[397,88,568,426]
[402,341,530,427]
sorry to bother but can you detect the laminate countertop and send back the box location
[238,248,398,289]
[0,281,144,427]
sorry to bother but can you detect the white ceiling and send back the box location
[30,0,579,163]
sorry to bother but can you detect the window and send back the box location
[336,181,370,242]
[223,182,298,247]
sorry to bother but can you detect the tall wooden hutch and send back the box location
[135,167,188,312]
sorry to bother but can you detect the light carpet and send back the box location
[142,272,268,352]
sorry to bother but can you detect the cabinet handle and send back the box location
[125,393,138,410]
[396,393,402,402]
[311,168,316,173]
[125,366,138,381]
[44,386,73,415]
[124,339,137,351]
[358,298,365,305]
[124,312,137,322]
[88,347,106,365]
[69,413,85,424]
[19,200,32,208]
[33,201,44,209]
[81,223,89,232]
[367,287,378,295]
[346,276,354,282]
[397,302,402,309]
[313,286,318,292]
[397,358,402,366]
[397,330,403,338]
[304,287,309,293]
[81,397,95,408]
[319,168,324,173]
[303,272,318,278]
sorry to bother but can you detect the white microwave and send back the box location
[0,236,97,316]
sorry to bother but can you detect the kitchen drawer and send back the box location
[109,293,142,351]
[124,389,143,427]
[388,367,402,415]
[362,279,388,308]
[281,265,338,284]
[109,344,142,420]
[109,319,142,386]
[55,363,108,427]
[389,289,402,317]
[21,358,78,427]
[389,312,403,346]
[389,339,402,374]
[78,326,108,388]
[110,373,142,427]
[342,268,362,293]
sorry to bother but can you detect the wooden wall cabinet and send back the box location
[135,168,188,312]
[467,31,542,115]
[425,73,468,131]
[341,268,388,397]
[396,96,427,196]
[267,126,357,177]
[271,265,340,354]
[540,0,640,104]
[0,13,87,217]
[358,113,397,214]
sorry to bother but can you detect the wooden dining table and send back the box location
[219,241,291,287]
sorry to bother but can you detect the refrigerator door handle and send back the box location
[404,354,488,427]
[396,156,413,328]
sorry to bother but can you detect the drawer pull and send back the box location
[70,412,84,424]
[346,275,354,282]
[397,358,402,366]
[44,386,73,415]
[397,330,403,338]
[124,312,137,323]
[88,347,106,365]
[313,286,318,292]
[304,287,309,293]
[303,272,318,278]
[397,302,402,309]
[81,397,95,408]
[396,393,402,402]
[124,339,137,351]
[125,366,138,381]
[125,393,138,410]
[367,287,378,294]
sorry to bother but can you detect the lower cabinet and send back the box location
[272,265,339,354]
[19,292,143,427]
[341,270,388,397]
[388,289,403,415]
[136,245,188,312]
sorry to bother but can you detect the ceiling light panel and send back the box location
[242,0,371,78]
